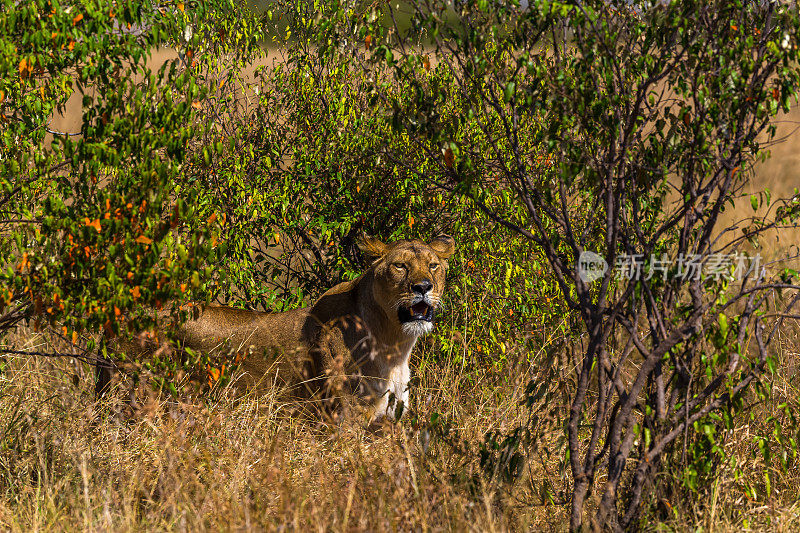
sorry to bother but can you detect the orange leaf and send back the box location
[191,101,202,109]
[17,252,29,272]
[19,58,32,79]
[135,235,152,245]
[130,286,141,299]
[207,212,217,225]
[68,40,75,51]
[85,218,101,232]
[114,306,121,317]
[364,34,372,49]
[423,56,431,71]
[773,87,780,100]
[72,13,83,25]
[180,283,187,293]
[72,331,78,344]
[178,2,184,12]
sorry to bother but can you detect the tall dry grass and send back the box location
[0,320,569,532]
[3,308,800,531]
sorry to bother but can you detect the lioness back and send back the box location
[177,305,314,391]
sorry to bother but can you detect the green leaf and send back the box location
[503,82,516,103]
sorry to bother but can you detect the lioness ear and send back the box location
[429,234,455,259]
[357,234,388,262]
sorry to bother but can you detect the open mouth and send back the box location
[398,301,434,323]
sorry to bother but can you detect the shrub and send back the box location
[0,0,264,389]
[341,0,800,528]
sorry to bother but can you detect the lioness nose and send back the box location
[412,280,433,294]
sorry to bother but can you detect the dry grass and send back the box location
[3,312,800,531]
[0,325,569,532]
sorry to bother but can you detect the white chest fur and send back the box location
[364,338,415,421]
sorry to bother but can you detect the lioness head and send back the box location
[359,234,456,337]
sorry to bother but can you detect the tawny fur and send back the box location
[99,235,455,423]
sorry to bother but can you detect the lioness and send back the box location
[97,234,455,423]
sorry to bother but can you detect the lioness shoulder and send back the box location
[98,234,455,423]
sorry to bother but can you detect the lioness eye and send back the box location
[393,263,406,271]
[430,263,439,271]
